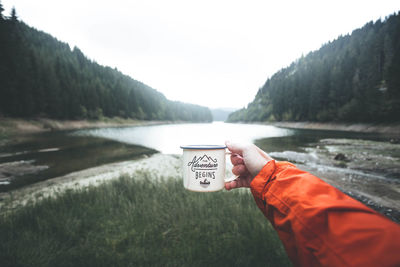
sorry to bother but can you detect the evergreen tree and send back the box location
[0,1,4,20]
[10,7,17,21]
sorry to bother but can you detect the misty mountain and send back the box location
[211,108,238,121]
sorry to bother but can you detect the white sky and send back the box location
[2,1,399,109]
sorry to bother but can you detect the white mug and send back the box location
[180,145,235,192]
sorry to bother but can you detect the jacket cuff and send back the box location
[250,160,296,202]
[250,160,277,201]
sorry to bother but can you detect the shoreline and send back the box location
[237,121,400,136]
[0,117,175,132]
[0,153,182,213]
[2,117,400,137]
[0,117,184,142]
[1,152,399,222]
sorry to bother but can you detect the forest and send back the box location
[228,12,400,123]
[0,6,212,122]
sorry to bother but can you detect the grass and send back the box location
[0,172,291,267]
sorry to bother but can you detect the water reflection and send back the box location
[76,122,294,154]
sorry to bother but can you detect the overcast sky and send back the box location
[2,1,399,109]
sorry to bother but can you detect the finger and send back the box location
[225,180,239,190]
[231,154,244,165]
[225,176,249,190]
[236,177,250,188]
[232,164,247,176]
[225,140,247,155]
[224,181,234,190]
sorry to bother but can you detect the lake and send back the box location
[1,122,399,220]
[75,122,294,154]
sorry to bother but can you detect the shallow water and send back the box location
[0,132,156,191]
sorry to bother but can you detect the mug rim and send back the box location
[180,145,227,150]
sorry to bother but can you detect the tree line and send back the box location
[228,12,400,123]
[0,5,212,122]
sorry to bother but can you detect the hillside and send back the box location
[0,9,212,122]
[228,12,400,123]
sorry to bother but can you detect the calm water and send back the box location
[75,122,294,154]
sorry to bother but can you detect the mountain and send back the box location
[199,154,217,163]
[228,12,400,123]
[211,108,238,121]
[0,9,212,122]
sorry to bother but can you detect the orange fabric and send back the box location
[250,160,400,267]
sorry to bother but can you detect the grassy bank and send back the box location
[0,172,291,267]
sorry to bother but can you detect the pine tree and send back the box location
[11,7,17,21]
[0,1,4,20]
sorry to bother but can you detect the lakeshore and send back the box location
[1,120,399,223]
[0,154,181,214]
[0,121,399,266]
[1,149,399,222]
[0,117,176,139]
[2,117,400,137]
[265,121,400,136]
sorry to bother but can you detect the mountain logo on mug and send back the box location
[187,154,218,187]
[187,154,218,172]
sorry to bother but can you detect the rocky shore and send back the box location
[1,149,399,222]
[269,137,400,222]
[1,119,399,222]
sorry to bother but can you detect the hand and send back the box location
[225,141,273,190]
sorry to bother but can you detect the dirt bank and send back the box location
[267,121,400,136]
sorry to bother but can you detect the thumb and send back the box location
[225,141,247,155]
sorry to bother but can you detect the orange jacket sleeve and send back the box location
[250,160,400,267]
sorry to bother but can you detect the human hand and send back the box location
[225,141,273,190]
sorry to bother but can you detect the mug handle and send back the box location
[224,151,239,182]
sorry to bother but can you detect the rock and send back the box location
[334,161,347,168]
[334,153,348,161]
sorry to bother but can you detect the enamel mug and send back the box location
[180,145,233,192]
